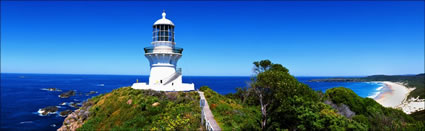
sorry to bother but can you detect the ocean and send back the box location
[0,73,385,130]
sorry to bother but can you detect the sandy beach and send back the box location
[375,81,409,107]
[374,81,425,114]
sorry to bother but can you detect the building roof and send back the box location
[153,11,174,26]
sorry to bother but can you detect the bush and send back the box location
[325,87,419,130]
[201,86,261,130]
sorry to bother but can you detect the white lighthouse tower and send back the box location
[131,11,195,91]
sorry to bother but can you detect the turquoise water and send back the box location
[0,73,385,130]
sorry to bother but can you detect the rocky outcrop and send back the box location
[59,110,73,117]
[70,103,80,108]
[59,91,76,98]
[57,101,94,131]
[42,88,62,92]
[48,88,59,91]
[85,91,98,96]
[39,106,58,115]
[324,100,356,118]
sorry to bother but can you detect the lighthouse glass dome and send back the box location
[153,24,174,42]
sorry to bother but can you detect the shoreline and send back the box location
[373,81,424,114]
[374,81,409,108]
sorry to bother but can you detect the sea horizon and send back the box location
[1,72,370,78]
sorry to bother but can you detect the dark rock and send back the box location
[40,106,58,115]
[60,110,73,117]
[324,100,356,118]
[43,88,62,92]
[47,88,57,91]
[70,103,80,108]
[85,91,98,96]
[59,90,76,98]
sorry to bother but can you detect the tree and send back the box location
[251,60,289,130]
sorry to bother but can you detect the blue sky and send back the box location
[1,1,424,76]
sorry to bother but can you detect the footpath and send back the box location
[198,91,221,131]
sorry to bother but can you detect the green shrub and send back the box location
[201,86,261,130]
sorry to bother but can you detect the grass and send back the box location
[78,87,201,130]
[200,86,261,130]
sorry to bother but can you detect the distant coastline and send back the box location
[310,74,425,114]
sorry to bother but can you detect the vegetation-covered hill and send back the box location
[210,60,424,130]
[59,87,201,130]
[325,87,422,130]
[59,60,424,130]
[202,85,423,130]
[411,110,425,121]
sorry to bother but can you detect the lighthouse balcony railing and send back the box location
[151,41,175,47]
[144,47,183,54]
[176,68,182,74]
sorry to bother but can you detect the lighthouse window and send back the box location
[152,25,174,42]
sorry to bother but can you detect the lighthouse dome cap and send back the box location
[153,11,174,26]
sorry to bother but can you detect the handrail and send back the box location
[198,91,221,131]
[201,98,215,131]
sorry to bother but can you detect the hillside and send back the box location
[201,85,424,130]
[58,60,424,130]
[58,87,201,130]
[324,87,422,129]
[58,84,424,130]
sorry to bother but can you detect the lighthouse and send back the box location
[131,11,195,91]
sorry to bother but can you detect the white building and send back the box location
[131,11,195,91]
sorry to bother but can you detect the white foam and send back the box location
[37,109,46,116]
[368,91,381,99]
[19,121,33,124]
[376,86,384,91]
[41,88,61,92]
[96,84,104,87]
